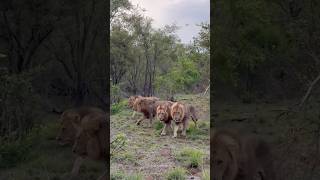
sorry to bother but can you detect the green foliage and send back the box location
[176,148,204,168]
[0,71,41,139]
[186,121,209,140]
[165,167,187,180]
[111,171,143,180]
[111,84,121,104]
[0,127,39,168]
[111,171,126,180]
[156,57,200,94]
[111,100,127,115]
[154,121,164,131]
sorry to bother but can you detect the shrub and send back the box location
[154,121,164,131]
[0,128,39,168]
[111,100,127,115]
[165,167,187,180]
[176,148,204,168]
[0,71,41,140]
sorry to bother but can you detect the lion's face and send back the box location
[212,133,239,180]
[56,112,80,145]
[212,147,232,180]
[172,107,183,123]
[72,114,105,159]
[156,105,168,121]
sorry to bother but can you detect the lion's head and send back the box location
[156,104,169,121]
[171,102,185,123]
[56,110,81,146]
[128,96,140,109]
[212,132,240,180]
[72,114,106,160]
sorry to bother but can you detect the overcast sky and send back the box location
[130,0,210,44]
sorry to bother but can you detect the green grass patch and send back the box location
[112,151,136,163]
[187,121,209,140]
[111,171,143,180]
[111,100,128,115]
[154,121,164,130]
[0,127,41,169]
[176,148,204,168]
[165,167,187,180]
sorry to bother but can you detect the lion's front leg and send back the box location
[131,111,136,120]
[148,117,153,128]
[172,123,179,138]
[161,122,169,136]
[181,120,188,137]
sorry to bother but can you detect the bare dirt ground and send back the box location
[110,94,210,179]
[213,100,320,180]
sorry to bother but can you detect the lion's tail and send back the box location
[189,105,198,127]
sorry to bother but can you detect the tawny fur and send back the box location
[212,129,275,180]
[56,107,105,145]
[156,101,174,135]
[170,102,198,138]
[71,113,107,177]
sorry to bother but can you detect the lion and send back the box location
[70,113,107,176]
[128,95,159,119]
[134,98,173,127]
[56,107,105,146]
[170,102,198,138]
[156,101,174,135]
[212,129,275,180]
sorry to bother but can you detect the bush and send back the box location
[111,100,127,115]
[0,128,39,168]
[165,167,187,180]
[176,148,204,168]
[0,71,41,140]
[111,84,121,104]
[154,121,164,131]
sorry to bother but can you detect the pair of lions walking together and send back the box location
[56,107,107,180]
[128,95,198,138]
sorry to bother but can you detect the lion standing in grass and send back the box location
[212,129,275,180]
[170,102,198,138]
[128,95,159,120]
[156,101,174,135]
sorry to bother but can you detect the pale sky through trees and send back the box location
[130,0,209,44]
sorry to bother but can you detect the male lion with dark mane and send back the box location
[56,107,105,146]
[128,95,159,119]
[70,113,107,177]
[156,101,174,135]
[170,102,198,138]
[212,129,275,180]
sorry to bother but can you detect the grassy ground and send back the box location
[0,113,105,180]
[110,94,210,179]
[213,100,320,180]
